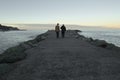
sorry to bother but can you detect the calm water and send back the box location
[0,24,120,54]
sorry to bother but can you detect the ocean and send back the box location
[0,24,120,54]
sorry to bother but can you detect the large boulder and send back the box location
[91,40,108,48]
[90,39,120,51]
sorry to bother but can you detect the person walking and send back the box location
[55,23,60,38]
[61,24,66,38]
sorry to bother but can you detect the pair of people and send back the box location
[55,23,66,38]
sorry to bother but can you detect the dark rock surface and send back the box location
[0,24,19,31]
[0,33,47,78]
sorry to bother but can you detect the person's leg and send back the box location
[62,31,64,38]
[61,31,63,38]
[63,32,65,38]
[56,32,58,38]
[56,32,59,38]
[57,32,59,38]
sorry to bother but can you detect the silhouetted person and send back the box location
[55,23,60,38]
[61,24,66,38]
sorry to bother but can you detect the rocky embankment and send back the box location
[0,30,120,80]
[0,24,19,31]
[76,31,120,52]
[0,32,47,77]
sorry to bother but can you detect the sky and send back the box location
[0,0,120,28]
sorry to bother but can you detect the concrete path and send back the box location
[5,30,120,80]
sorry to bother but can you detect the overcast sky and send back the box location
[0,0,120,27]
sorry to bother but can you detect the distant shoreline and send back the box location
[0,24,20,31]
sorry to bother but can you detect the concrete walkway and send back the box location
[5,30,120,80]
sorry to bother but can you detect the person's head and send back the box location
[57,23,59,25]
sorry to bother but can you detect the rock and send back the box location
[41,36,46,40]
[90,39,120,51]
[0,24,19,31]
[88,37,94,42]
[20,43,32,49]
[90,39,112,48]
[75,35,80,39]
[74,30,82,32]
[0,45,26,63]
[0,63,16,79]
[91,40,107,48]
[0,64,13,75]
